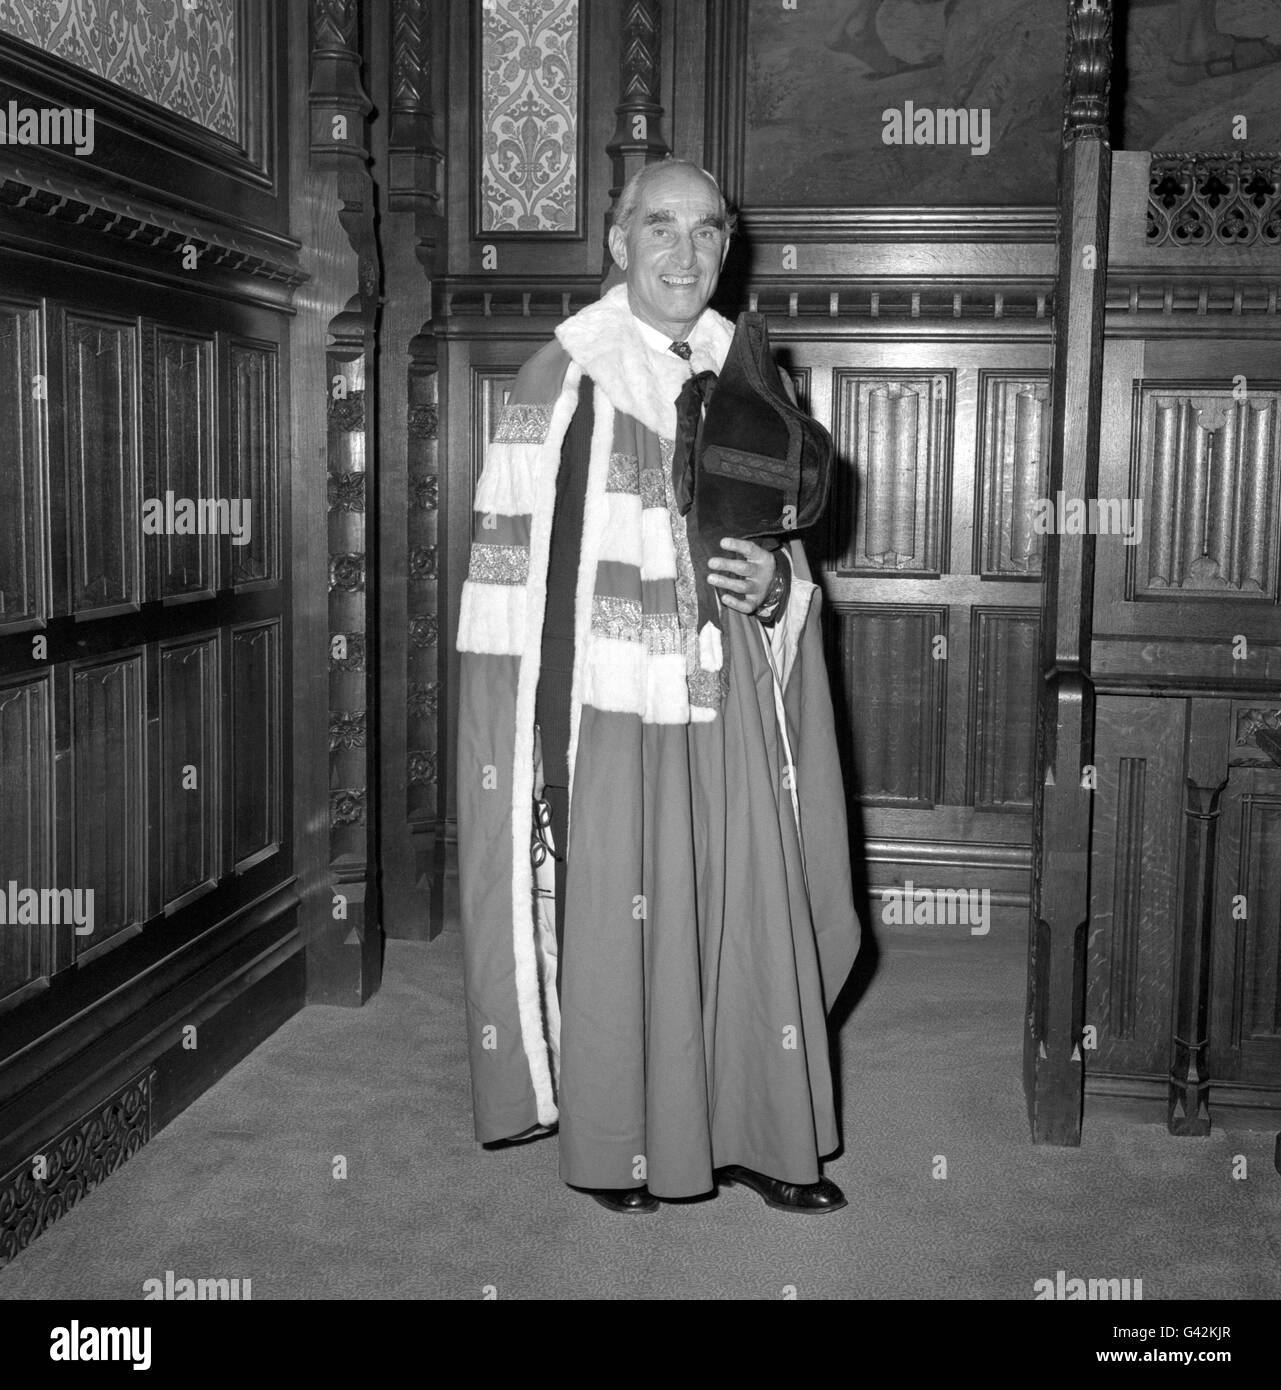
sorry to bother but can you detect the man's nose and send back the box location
[668,233,697,268]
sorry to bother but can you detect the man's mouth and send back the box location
[660,274,698,287]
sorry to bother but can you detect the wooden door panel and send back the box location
[970,608,1038,812]
[226,340,279,592]
[151,330,216,603]
[977,373,1050,578]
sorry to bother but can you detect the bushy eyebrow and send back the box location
[642,210,725,229]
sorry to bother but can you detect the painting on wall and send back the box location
[742,0,1067,208]
[1118,0,1281,151]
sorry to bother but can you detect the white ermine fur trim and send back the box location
[639,507,678,581]
[580,636,648,718]
[474,440,542,517]
[456,581,526,657]
[597,490,644,569]
[645,652,693,724]
[698,619,723,672]
[556,284,733,443]
[565,387,618,825]
[508,361,581,1124]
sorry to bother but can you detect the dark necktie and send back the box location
[669,340,692,360]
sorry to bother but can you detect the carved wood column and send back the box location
[1024,0,1112,1144]
[307,0,383,1002]
[605,1,668,208]
[379,0,446,939]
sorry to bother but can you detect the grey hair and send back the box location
[611,158,738,238]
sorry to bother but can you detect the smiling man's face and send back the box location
[608,166,730,342]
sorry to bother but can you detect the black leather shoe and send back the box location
[482,1122,557,1150]
[717,1165,847,1214]
[578,1185,660,1214]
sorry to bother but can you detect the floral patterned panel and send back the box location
[0,0,239,143]
[480,0,578,233]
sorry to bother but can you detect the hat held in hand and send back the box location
[673,310,834,629]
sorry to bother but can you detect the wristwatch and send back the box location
[754,547,791,626]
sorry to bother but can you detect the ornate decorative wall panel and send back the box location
[0,0,240,141]
[478,0,580,233]
[832,371,951,575]
[150,331,215,602]
[1135,386,1279,599]
[227,341,279,590]
[978,374,1050,577]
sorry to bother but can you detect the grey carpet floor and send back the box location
[2,923,1278,1300]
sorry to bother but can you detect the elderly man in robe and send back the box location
[456,157,861,1214]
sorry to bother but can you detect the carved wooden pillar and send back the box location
[1169,701,1231,1134]
[605,0,668,209]
[1024,0,1112,1144]
[309,0,383,1002]
[379,0,446,939]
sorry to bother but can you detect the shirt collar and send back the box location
[630,304,703,356]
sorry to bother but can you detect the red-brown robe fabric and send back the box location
[456,286,861,1197]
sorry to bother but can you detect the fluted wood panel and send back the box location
[153,331,216,602]
[230,620,281,872]
[70,652,146,959]
[158,635,221,912]
[227,340,279,590]
[832,371,951,575]
[0,302,46,632]
[1140,388,1279,598]
[970,609,1038,811]
[979,374,1050,577]
[0,673,54,999]
[832,604,945,808]
[65,315,140,617]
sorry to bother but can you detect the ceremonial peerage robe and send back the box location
[456,283,861,1197]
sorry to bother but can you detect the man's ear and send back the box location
[608,224,628,270]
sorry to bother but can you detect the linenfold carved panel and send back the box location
[0,0,240,141]
[978,375,1050,578]
[832,371,950,575]
[71,651,146,959]
[0,303,46,632]
[158,635,220,911]
[479,0,579,232]
[0,673,54,1000]
[831,604,945,808]
[65,314,141,617]
[1135,386,1279,599]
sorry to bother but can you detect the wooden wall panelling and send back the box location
[1023,0,1113,1147]
[0,671,55,1006]
[0,299,48,635]
[1084,696,1184,1085]
[155,633,222,913]
[230,620,282,873]
[225,338,281,593]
